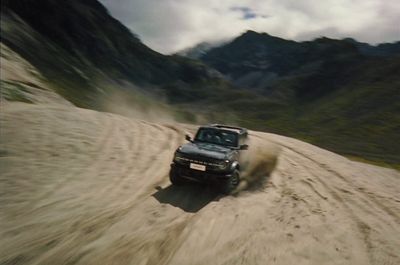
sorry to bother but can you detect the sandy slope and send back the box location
[1,100,399,265]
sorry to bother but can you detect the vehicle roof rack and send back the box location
[206,124,248,135]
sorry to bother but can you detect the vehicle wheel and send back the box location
[220,169,240,194]
[169,168,185,185]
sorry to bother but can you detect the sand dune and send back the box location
[0,100,399,265]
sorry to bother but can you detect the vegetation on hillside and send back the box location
[1,1,399,168]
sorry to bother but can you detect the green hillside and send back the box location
[1,1,399,168]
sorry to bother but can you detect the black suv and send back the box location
[169,124,248,193]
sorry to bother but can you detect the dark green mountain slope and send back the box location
[201,31,370,92]
[271,57,399,165]
[198,31,400,166]
[1,1,399,167]
[1,0,221,108]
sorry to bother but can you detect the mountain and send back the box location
[342,38,400,56]
[177,41,227,59]
[1,0,223,109]
[1,1,399,167]
[196,31,400,166]
[200,31,400,95]
[201,31,363,92]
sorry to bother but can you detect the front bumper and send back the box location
[170,163,233,183]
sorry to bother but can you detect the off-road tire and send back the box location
[169,168,185,185]
[220,169,240,194]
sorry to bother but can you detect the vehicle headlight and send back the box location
[216,160,230,170]
[174,152,188,163]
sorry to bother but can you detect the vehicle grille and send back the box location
[176,154,223,167]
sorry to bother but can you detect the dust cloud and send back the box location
[235,134,281,193]
[99,85,176,123]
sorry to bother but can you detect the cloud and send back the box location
[99,0,400,54]
[230,6,268,20]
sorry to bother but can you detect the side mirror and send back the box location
[240,144,249,150]
[185,134,192,142]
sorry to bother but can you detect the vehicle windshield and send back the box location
[194,128,239,147]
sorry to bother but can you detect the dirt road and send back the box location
[1,101,399,265]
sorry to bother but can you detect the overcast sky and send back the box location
[99,0,400,54]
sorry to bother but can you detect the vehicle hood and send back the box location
[178,142,232,160]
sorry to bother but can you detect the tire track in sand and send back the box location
[283,147,400,265]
